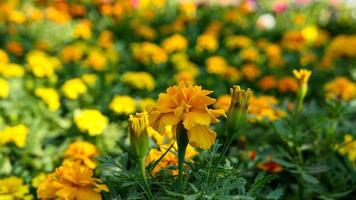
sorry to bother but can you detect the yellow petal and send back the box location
[183,111,211,130]
[76,187,102,200]
[187,125,216,149]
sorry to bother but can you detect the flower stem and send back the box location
[176,123,188,192]
[138,157,154,200]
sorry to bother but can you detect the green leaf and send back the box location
[266,188,284,200]
[247,173,278,197]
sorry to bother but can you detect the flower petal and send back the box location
[187,125,216,149]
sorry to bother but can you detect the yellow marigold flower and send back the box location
[8,10,26,24]
[206,56,229,75]
[148,82,225,149]
[74,109,108,136]
[122,71,155,91]
[0,78,9,99]
[86,51,107,71]
[61,78,88,100]
[248,95,285,122]
[35,87,61,112]
[109,95,136,115]
[0,63,25,78]
[0,49,9,63]
[0,124,29,148]
[98,30,114,49]
[131,42,167,65]
[73,20,92,39]
[26,51,61,78]
[32,173,47,188]
[145,142,197,175]
[240,47,259,62]
[162,34,188,53]
[45,6,71,24]
[81,73,98,86]
[336,134,356,164]
[37,163,108,200]
[324,77,356,101]
[281,30,306,51]
[134,24,157,40]
[225,35,252,49]
[64,141,98,169]
[196,34,218,52]
[179,2,196,19]
[0,176,32,200]
[301,25,318,44]
[277,77,298,93]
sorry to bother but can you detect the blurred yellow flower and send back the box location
[240,47,259,62]
[293,69,312,87]
[35,87,61,112]
[37,163,108,200]
[196,34,218,52]
[162,34,188,53]
[64,141,98,169]
[0,176,32,200]
[122,71,155,91]
[131,42,167,65]
[26,51,61,78]
[0,49,9,63]
[60,45,84,63]
[138,98,155,111]
[241,63,261,80]
[74,109,108,136]
[81,73,98,86]
[206,56,229,75]
[8,10,26,24]
[248,96,285,122]
[324,77,356,101]
[214,94,232,112]
[336,134,356,164]
[98,30,114,49]
[73,20,92,39]
[148,82,225,149]
[86,50,107,71]
[301,25,318,44]
[109,95,136,115]
[0,63,25,78]
[0,124,29,148]
[258,75,277,91]
[61,78,88,100]
[0,78,9,99]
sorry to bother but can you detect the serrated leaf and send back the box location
[266,188,284,199]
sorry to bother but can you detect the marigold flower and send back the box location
[257,159,283,173]
[148,82,225,149]
[248,96,285,121]
[86,50,107,71]
[61,78,88,100]
[258,75,277,91]
[277,77,298,93]
[26,51,61,78]
[131,42,167,65]
[0,63,25,78]
[336,134,356,164]
[293,69,312,87]
[0,176,32,200]
[109,95,136,115]
[162,34,188,53]
[64,141,98,169]
[122,71,155,91]
[214,94,232,112]
[0,124,29,148]
[74,109,108,136]
[324,77,356,101]
[196,34,218,52]
[0,78,9,99]
[35,87,61,112]
[37,163,108,200]
[73,20,92,39]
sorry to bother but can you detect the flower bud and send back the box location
[293,69,312,112]
[129,112,150,159]
[227,86,252,133]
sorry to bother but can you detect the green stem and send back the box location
[176,123,188,192]
[139,157,154,200]
[216,135,234,165]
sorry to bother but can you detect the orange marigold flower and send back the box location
[148,82,225,149]
[258,75,277,91]
[257,158,283,173]
[37,163,108,200]
[277,77,298,93]
[64,141,98,169]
